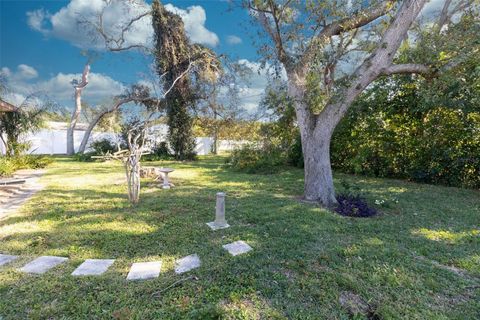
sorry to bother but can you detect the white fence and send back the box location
[0,122,247,156]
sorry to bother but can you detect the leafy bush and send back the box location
[0,157,16,176]
[287,133,304,168]
[72,152,96,162]
[225,144,284,174]
[72,138,116,162]
[335,194,378,218]
[331,75,480,189]
[90,138,117,155]
[0,155,52,177]
[143,142,173,161]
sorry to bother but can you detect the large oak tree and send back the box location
[247,0,473,207]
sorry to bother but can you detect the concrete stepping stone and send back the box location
[126,261,162,280]
[223,240,252,256]
[71,259,115,276]
[0,254,18,266]
[19,256,68,274]
[175,254,201,274]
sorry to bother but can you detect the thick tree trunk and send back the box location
[302,130,337,208]
[287,77,338,208]
[283,0,427,208]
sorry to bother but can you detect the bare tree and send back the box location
[78,85,152,153]
[78,0,152,53]
[67,62,90,155]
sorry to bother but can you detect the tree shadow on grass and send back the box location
[0,158,479,318]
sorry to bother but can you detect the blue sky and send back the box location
[0,0,445,111]
[0,0,266,109]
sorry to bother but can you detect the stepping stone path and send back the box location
[175,254,201,274]
[19,256,68,274]
[223,240,252,256]
[127,261,162,280]
[71,259,115,276]
[0,254,18,266]
[1,242,251,280]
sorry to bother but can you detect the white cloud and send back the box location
[26,0,218,49]
[226,35,242,45]
[1,64,39,82]
[1,64,125,107]
[164,4,219,47]
[233,59,287,114]
[17,64,39,80]
[27,0,151,50]
[26,9,50,33]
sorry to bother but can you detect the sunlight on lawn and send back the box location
[1,158,479,319]
[412,228,480,244]
[0,221,52,240]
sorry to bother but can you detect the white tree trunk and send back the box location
[125,154,141,204]
[78,98,131,154]
[77,113,101,154]
[67,63,90,155]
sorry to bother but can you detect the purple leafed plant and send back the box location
[335,194,378,218]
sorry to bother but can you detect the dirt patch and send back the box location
[339,291,380,319]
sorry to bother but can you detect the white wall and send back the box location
[218,139,249,152]
[25,129,119,155]
[0,126,247,156]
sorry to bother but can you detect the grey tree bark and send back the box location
[77,97,132,154]
[271,0,429,208]
[67,63,90,155]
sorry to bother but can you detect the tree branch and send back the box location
[437,0,454,29]
[319,2,395,38]
[249,1,294,68]
[78,3,151,52]
[319,0,428,130]
[381,63,430,76]
[301,1,396,68]
[73,63,90,89]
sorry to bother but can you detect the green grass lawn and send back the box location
[0,156,479,319]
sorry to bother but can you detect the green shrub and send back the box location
[72,138,117,162]
[0,155,52,177]
[287,133,304,168]
[0,157,16,176]
[72,152,96,162]
[331,97,480,189]
[143,142,173,161]
[90,138,117,155]
[225,144,284,174]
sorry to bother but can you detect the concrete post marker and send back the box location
[207,192,230,230]
[175,254,201,274]
[0,254,18,267]
[71,259,115,276]
[19,256,68,274]
[126,261,162,280]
